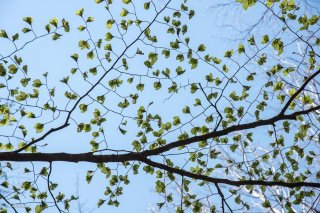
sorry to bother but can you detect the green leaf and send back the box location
[261,35,269,44]
[23,17,33,25]
[119,127,127,135]
[52,33,62,41]
[272,38,284,55]
[71,53,79,62]
[197,44,206,52]
[89,67,97,75]
[62,19,70,32]
[106,20,114,29]
[97,95,105,103]
[132,140,141,152]
[8,64,18,74]
[144,2,150,10]
[247,35,255,45]
[136,83,144,91]
[189,10,195,19]
[224,50,234,58]
[237,0,256,10]
[153,81,162,90]
[49,18,59,28]
[86,171,94,183]
[16,91,28,102]
[22,28,31,33]
[34,123,44,133]
[79,104,88,113]
[273,81,284,91]
[238,44,245,53]
[120,8,129,17]
[173,116,180,126]
[97,199,105,208]
[182,106,190,114]
[230,144,238,152]
[76,8,84,16]
[162,49,170,58]
[45,24,51,33]
[86,17,94,22]
[35,205,43,213]
[105,32,113,41]
[87,50,95,59]
[12,33,19,41]
[32,79,42,87]
[79,40,90,49]
[189,58,198,69]
[0,30,8,38]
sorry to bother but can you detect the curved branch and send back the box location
[0,194,18,213]
[140,158,320,188]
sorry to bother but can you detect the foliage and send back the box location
[0,0,319,212]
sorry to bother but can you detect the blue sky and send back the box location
[2,0,318,212]
[0,1,231,212]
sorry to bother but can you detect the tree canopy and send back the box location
[0,0,319,212]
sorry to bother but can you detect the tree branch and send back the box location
[0,152,319,189]
[141,105,320,157]
[48,162,63,213]
[140,158,320,188]
[0,193,18,213]
[279,69,320,115]
[215,183,233,213]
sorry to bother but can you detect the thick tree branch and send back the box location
[0,152,136,163]
[0,152,319,189]
[7,105,320,162]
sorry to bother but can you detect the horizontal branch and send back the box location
[0,152,137,163]
[7,105,320,161]
[0,152,319,189]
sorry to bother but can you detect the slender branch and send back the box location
[13,123,70,153]
[279,69,320,115]
[48,162,62,213]
[199,83,222,131]
[215,183,233,213]
[0,194,18,213]
[0,28,62,62]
